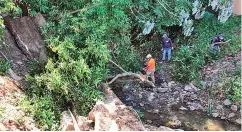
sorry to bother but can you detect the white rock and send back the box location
[157,88,169,93]
[189,106,195,111]
[184,85,193,91]
[221,116,226,119]
[153,109,159,114]
[212,113,219,118]
[228,113,235,118]
[139,103,144,107]
[179,106,188,111]
[16,61,23,65]
[138,94,142,99]
[216,105,223,110]
[148,93,155,102]
[147,120,152,124]
[235,118,241,124]
[189,83,198,91]
[223,99,232,106]
[231,105,238,112]
[168,81,175,87]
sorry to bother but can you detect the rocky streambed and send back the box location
[111,78,241,131]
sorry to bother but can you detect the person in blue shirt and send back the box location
[210,33,225,52]
[161,33,173,62]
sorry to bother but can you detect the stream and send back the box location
[111,79,241,131]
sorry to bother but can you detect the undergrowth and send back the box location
[225,66,241,103]
[0,58,11,75]
[23,75,63,130]
[171,13,241,82]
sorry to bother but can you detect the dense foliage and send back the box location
[225,66,241,102]
[0,0,240,130]
[0,0,16,40]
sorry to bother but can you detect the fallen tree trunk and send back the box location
[108,72,155,88]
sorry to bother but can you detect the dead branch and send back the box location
[109,60,127,73]
[0,51,10,62]
[210,39,231,47]
[108,72,155,88]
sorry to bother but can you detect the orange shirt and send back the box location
[146,58,155,71]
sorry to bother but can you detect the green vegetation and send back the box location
[0,0,16,40]
[171,14,241,82]
[18,95,61,130]
[27,59,44,76]
[0,58,11,75]
[135,109,144,119]
[0,0,240,130]
[225,67,241,102]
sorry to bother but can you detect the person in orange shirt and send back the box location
[143,54,155,84]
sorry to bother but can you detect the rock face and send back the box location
[31,13,46,29]
[4,16,47,64]
[60,111,74,131]
[88,84,146,131]
[76,116,93,131]
[0,30,28,77]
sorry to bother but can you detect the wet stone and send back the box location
[221,116,226,120]
[146,120,152,124]
[228,113,235,118]
[139,103,144,107]
[230,105,238,112]
[223,99,232,106]
[216,105,223,110]
[138,94,142,99]
[153,109,159,114]
[212,113,219,118]
[235,118,241,124]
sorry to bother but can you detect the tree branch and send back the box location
[157,0,180,19]
[109,60,127,73]
[0,51,10,62]
[210,39,231,47]
[108,72,155,88]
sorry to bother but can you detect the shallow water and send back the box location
[142,109,241,131]
[111,80,241,131]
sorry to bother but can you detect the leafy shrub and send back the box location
[24,75,63,130]
[225,67,241,102]
[0,58,11,75]
[32,96,61,130]
[27,59,44,76]
[115,37,142,72]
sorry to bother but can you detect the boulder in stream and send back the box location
[228,113,235,118]
[223,99,232,106]
[230,105,238,112]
